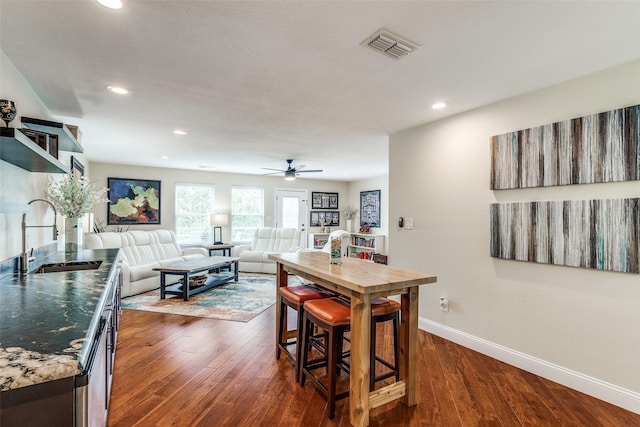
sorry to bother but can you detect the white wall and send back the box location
[389,60,640,410]
[89,162,349,244]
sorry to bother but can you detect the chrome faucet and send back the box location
[21,198,58,274]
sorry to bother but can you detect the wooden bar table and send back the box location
[268,251,437,427]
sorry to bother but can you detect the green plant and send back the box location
[45,174,108,218]
[93,218,129,233]
[93,219,107,233]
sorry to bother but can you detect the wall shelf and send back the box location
[21,116,83,153]
[0,127,68,174]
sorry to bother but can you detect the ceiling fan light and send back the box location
[107,85,129,95]
[284,170,296,181]
[97,0,123,9]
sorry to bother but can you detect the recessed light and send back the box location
[173,130,187,135]
[107,85,129,95]
[160,155,169,160]
[432,102,446,110]
[96,0,123,10]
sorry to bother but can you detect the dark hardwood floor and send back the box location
[108,307,640,426]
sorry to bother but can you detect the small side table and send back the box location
[206,243,234,257]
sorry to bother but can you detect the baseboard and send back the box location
[419,317,640,415]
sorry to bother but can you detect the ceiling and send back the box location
[1,1,639,181]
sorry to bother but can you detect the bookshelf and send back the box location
[347,233,385,260]
[308,233,329,249]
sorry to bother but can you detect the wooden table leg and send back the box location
[275,262,288,359]
[400,286,419,406]
[350,293,371,427]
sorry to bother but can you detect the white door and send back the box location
[275,189,308,248]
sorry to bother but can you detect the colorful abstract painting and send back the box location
[107,177,161,224]
[490,104,640,189]
[490,199,640,273]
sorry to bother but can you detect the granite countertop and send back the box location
[0,248,120,391]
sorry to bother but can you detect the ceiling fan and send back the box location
[262,159,323,181]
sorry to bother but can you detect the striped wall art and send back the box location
[490,104,639,189]
[490,199,640,273]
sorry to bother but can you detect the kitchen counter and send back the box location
[0,248,120,391]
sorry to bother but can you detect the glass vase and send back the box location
[65,217,83,252]
[330,237,342,265]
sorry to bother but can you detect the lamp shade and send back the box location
[210,213,229,226]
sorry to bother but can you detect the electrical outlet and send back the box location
[439,297,449,312]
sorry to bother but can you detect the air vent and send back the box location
[361,29,418,60]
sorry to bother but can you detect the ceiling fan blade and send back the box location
[296,169,323,173]
[294,164,306,171]
[262,171,284,176]
[261,167,286,172]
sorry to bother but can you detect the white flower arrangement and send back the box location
[341,206,358,220]
[45,174,108,218]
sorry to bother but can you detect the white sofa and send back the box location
[84,229,208,297]
[233,227,302,274]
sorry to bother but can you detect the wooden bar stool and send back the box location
[300,297,351,419]
[369,298,401,390]
[300,297,401,419]
[277,284,334,382]
[337,296,400,390]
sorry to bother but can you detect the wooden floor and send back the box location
[108,307,640,427]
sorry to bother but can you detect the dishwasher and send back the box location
[75,262,119,427]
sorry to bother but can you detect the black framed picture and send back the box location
[107,177,161,225]
[360,190,381,228]
[310,210,340,227]
[70,156,84,179]
[311,192,339,209]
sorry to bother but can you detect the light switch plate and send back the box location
[404,217,413,229]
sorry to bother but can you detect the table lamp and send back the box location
[210,213,229,245]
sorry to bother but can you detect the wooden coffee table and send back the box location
[153,256,239,301]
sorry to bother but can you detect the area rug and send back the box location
[121,274,295,322]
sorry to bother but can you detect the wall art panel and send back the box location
[490,199,640,273]
[490,104,640,189]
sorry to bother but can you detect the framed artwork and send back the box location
[360,190,381,227]
[490,199,640,273]
[490,104,640,189]
[311,192,339,209]
[70,156,84,180]
[107,177,161,225]
[310,210,340,227]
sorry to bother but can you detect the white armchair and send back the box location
[321,230,350,254]
[234,227,302,273]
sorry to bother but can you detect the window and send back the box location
[231,186,263,241]
[174,183,215,243]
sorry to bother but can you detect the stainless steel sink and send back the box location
[36,260,102,273]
